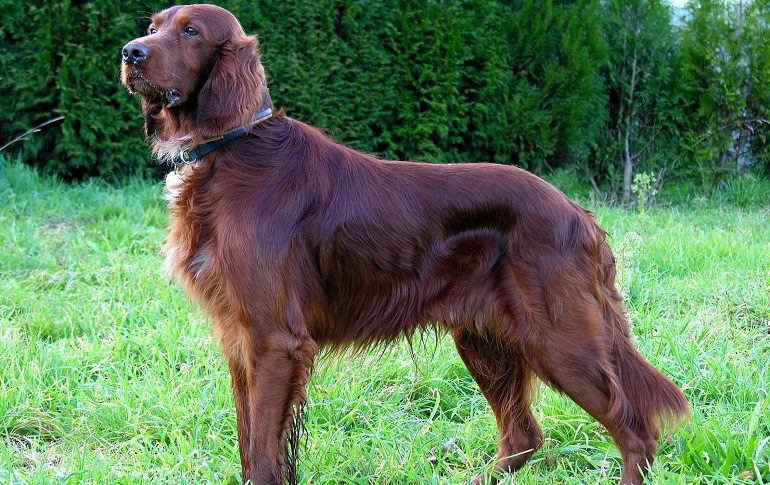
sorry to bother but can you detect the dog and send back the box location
[120,5,688,484]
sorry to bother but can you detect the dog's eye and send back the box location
[183,26,199,36]
[148,27,157,35]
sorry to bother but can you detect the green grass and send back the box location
[1,157,769,484]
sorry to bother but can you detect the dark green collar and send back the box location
[179,107,274,164]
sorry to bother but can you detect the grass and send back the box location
[1,157,769,484]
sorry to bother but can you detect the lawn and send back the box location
[1,157,768,484]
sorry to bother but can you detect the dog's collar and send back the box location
[179,107,274,164]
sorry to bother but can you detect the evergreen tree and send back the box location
[488,0,607,171]
[383,0,509,163]
[680,0,761,185]
[6,0,765,183]
[742,0,770,173]
[601,0,680,205]
[226,0,401,156]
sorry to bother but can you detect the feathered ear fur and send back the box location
[196,36,265,138]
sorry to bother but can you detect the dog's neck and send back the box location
[154,84,275,166]
[178,106,274,164]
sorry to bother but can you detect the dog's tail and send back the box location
[596,237,690,438]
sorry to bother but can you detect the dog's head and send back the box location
[120,4,267,139]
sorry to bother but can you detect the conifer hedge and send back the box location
[0,1,169,180]
[0,0,606,180]
[1,0,767,183]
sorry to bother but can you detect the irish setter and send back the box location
[121,5,688,485]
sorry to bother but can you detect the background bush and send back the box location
[0,0,169,180]
[0,0,768,192]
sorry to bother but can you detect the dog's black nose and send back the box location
[122,43,149,65]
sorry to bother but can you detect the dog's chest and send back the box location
[162,171,187,279]
[162,170,215,292]
[163,170,185,206]
[162,170,253,363]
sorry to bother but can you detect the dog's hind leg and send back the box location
[451,327,543,484]
[517,294,655,485]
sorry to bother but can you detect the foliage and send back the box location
[1,0,606,178]
[743,0,770,173]
[2,159,769,483]
[0,0,170,180]
[679,0,770,185]
[630,171,659,210]
[600,0,681,205]
[239,0,607,171]
[484,0,607,171]
[236,0,402,157]
[0,0,769,186]
[383,0,507,164]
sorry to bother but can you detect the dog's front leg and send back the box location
[227,327,317,485]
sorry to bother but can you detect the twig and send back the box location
[588,172,603,197]
[0,116,65,152]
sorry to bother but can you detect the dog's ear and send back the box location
[141,99,163,138]
[196,36,265,138]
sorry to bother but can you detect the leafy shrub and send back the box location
[0,0,170,180]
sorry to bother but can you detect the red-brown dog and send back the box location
[121,5,688,484]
